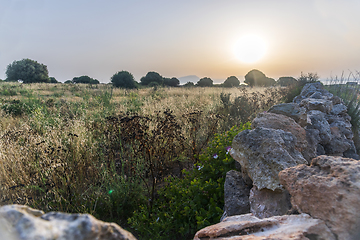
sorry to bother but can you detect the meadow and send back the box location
[0,82,289,239]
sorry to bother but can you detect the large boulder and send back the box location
[252,112,313,162]
[249,186,291,219]
[279,155,360,240]
[230,127,307,191]
[0,205,137,240]
[194,213,335,240]
[224,170,251,217]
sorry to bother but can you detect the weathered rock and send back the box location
[230,127,307,191]
[293,83,334,104]
[224,170,251,217]
[0,205,137,240]
[268,103,308,127]
[193,213,335,240]
[304,128,320,162]
[300,98,333,114]
[306,110,332,145]
[249,186,291,219]
[331,103,348,115]
[252,112,307,153]
[279,155,360,240]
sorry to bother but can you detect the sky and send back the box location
[1,0,360,84]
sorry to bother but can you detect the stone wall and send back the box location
[195,83,360,239]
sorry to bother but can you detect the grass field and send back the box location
[0,82,288,239]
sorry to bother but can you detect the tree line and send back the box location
[1,58,317,89]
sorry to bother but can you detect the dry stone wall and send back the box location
[195,82,360,239]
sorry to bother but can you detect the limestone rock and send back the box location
[331,103,348,115]
[293,82,333,104]
[268,103,308,127]
[300,98,333,114]
[193,213,335,240]
[249,186,291,219]
[224,170,251,217]
[306,110,332,145]
[0,205,137,240]
[279,155,360,240]
[230,127,307,191]
[252,112,307,153]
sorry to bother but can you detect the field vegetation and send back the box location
[0,82,290,239]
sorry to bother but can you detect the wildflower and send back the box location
[225,146,232,154]
[213,153,218,159]
[197,165,203,170]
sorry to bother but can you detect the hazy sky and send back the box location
[1,0,360,83]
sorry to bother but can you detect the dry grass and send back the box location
[0,82,288,227]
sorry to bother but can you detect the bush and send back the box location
[111,71,137,89]
[196,77,213,87]
[128,123,251,240]
[140,72,163,86]
[223,76,240,88]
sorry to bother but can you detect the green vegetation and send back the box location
[223,76,240,88]
[128,124,251,240]
[244,69,275,87]
[6,58,49,83]
[111,71,138,89]
[72,75,100,84]
[196,77,213,87]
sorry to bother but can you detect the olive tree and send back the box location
[6,58,49,83]
[111,71,137,89]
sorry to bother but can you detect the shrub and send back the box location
[111,71,137,89]
[128,123,251,240]
[223,76,240,88]
[196,77,213,87]
[219,87,288,129]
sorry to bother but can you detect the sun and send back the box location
[233,35,267,64]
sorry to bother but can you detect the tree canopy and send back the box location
[277,77,297,86]
[244,69,275,87]
[196,77,213,87]
[163,77,180,87]
[111,71,137,89]
[223,76,240,87]
[72,75,99,84]
[49,77,59,83]
[183,81,195,87]
[140,71,163,86]
[6,58,49,83]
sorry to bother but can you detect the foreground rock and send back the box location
[249,186,291,219]
[224,170,251,217]
[193,213,335,240]
[279,155,360,240]
[0,205,137,240]
[231,127,307,191]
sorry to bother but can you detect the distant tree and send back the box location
[164,77,180,87]
[223,76,240,87]
[111,71,137,89]
[64,80,72,84]
[49,77,59,83]
[298,72,319,85]
[140,71,163,86]
[6,58,49,83]
[183,81,195,87]
[277,77,297,86]
[196,77,213,87]
[72,75,99,84]
[244,69,275,87]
